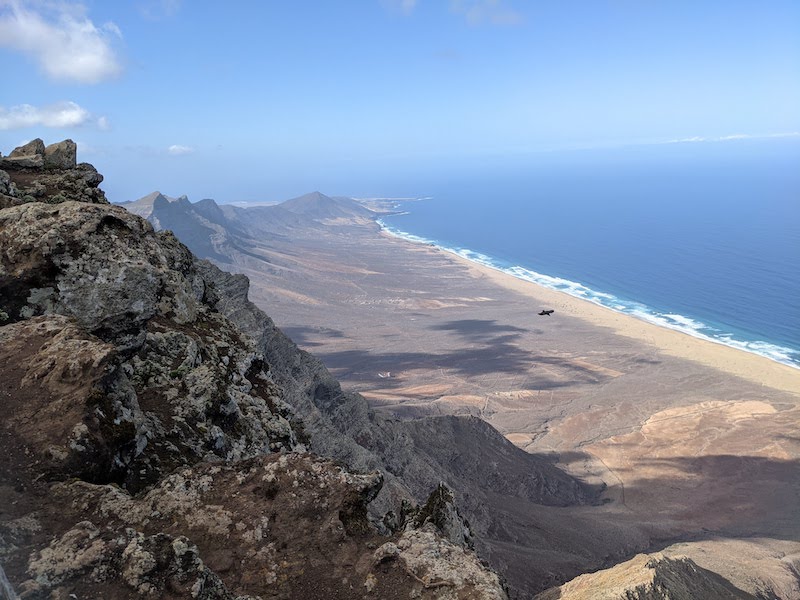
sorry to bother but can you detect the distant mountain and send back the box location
[115,191,186,218]
[116,190,378,267]
[280,191,374,220]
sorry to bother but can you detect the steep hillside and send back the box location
[116,190,184,218]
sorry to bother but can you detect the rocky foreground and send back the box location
[0,140,510,599]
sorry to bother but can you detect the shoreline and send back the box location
[377,226,800,396]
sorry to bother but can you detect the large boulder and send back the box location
[44,139,78,169]
[0,139,107,204]
[9,138,45,158]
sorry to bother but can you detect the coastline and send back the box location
[378,227,800,396]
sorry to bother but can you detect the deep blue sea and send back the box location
[379,140,800,368]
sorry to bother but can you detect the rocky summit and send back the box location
[0,138,106,207]
[0,141,509,599]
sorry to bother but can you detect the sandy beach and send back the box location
[439,240,800,396]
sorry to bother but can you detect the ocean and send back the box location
[378,139,800,368]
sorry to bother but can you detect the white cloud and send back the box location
[0,0,122,84]
[0,101,108,130]
[665,132,800,144]
[667,136,707,143]
[399,0,417,15]
[167,144,194,155]
[450,0,523,26]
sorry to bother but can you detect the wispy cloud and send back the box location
[450,0,523,26]
[665,132,800,144]
[382,0,418,16]
[167,144,194,155]
[0,0,122,84]
[384,0,521,23]
[0,101,108,130]
[138,0,181,21]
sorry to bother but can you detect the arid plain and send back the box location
[226,209,800,596]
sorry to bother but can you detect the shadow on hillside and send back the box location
[314,345,591,389]
[459,450,800,597]
[430,319,529,341]
[556,450,800,539]
[282,325,346,347]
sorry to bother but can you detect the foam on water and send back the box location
[377,218,800,369]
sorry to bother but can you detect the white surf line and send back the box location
[376,218,800,370]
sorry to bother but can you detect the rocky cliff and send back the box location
[0,140,509,599]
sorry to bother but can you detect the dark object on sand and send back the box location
[538,309,554,316]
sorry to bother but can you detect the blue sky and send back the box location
[1,0,799,202]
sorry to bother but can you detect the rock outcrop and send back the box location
[5,454,506,599]
[0,141,509,599]
[0,138,106,207]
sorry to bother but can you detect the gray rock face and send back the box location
[374,526,508,600]
[0,154,45,170]
[9,138,45,158]
[18,521,235,599]
[0,202,198,348]
[0,153,505,598]
[0,169,15,197]
[410,483,474,548]
[44,139,77,169]
[0,203,308,490]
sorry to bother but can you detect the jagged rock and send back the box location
[0,314,303,493]
[534,553,757,600]
[196,258,606,598]
[0,454,504,599]
[17,521,234,599]
[0,202,202,348]
[43,140,77,170]
[374,525,507,599]
[0,140,106,205]
[0,170,18,209]
[0,316,128,484]
[2,139,46,171]
[0,170,12,195]
[9,139,45,158]
[410,482,473,548]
